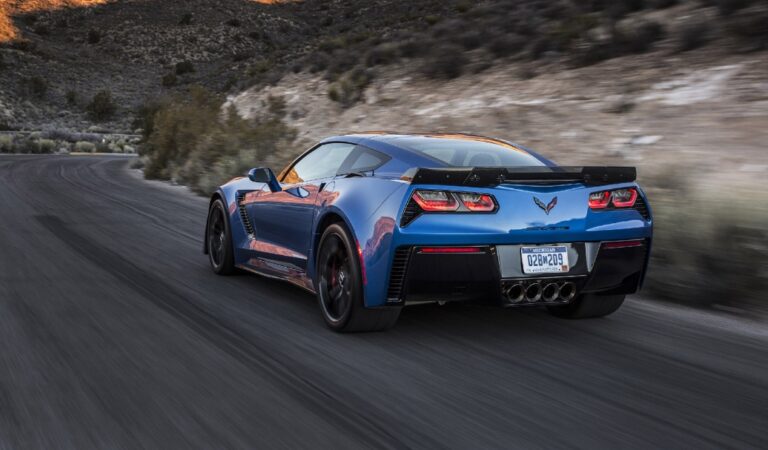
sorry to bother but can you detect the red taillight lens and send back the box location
[588,191,611,209]
[611,188,638,208]
[412,190,459,212]
[458,193,496,212]
[602,240,644,249]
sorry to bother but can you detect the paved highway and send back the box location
[0,155,766,449]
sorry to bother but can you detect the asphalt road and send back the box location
[0,155,766,449]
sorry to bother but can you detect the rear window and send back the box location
[396,137,545,168]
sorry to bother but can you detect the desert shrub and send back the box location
[615,21,665,53]
[33,23,50,35]
[487,34,526,57]
[225,18,242,27]
[724,5,768,51]
[454,29,485,50]
[677,22,709,52]
[74,141,96,153]
[179,13,193,26]
[647,181,768,312]
[399,36,433,58]
[305,52,330,73]
[162,73,178,87]
[9,40,36,52]
[328,67,372,107]
[19,139,40,154]
[38,139,56,153]
[573,20,665,66]
[140,86,296,194]
[87,28,102,44]
[647,0,678,8]
[66,90,78,105]
[705,0,760,15]
[0,135,12,152]
[420,44,469,79]
[23,76,48,98]
[365,43,400,67]
[86,90,117,121]
[175,61,195,75]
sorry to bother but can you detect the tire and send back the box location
[546,293,625,319]
[206,199,236,275]
[316,223,400,332]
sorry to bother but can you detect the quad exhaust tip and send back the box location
[525,283,542,302]
[504,280,578,305]
[542,283,560,302]
[559,282,576,302]
[505,283,525,304]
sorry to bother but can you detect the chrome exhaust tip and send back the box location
[525,283,542,302]
[505,283,525,304]
[559,282,577,302]
[542,283,560,302]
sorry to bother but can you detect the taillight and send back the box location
[412,190,459,212]
[588,191,611,209]
[611,188,638,208]
[458,193,496,212]
[589,188,639,209]
[602,240,644,249]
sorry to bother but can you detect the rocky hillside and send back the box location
[1,0,766,133]
[0,0,306,131]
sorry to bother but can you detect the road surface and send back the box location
[0,155,766,449]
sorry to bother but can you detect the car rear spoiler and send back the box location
[402,166,636,187]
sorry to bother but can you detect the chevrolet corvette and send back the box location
[204,133,652,332]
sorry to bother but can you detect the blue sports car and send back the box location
[204,133,652,332]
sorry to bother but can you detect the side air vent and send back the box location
[634,196,650,221]
[400,198,421,227]
[236,192,255,237]
[386,247,412,303]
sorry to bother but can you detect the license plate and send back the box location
[521,246,570,274]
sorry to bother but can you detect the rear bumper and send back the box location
[386,240,650,306]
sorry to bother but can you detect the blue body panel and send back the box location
[213,134,653,307]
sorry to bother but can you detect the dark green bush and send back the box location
[175,61,195,75]
[87,29,102,44]
[179,13,193,26]
[23,76,48,98]
[365,43,400,67]
[86,90,117,121]
[487,34,526,57]
[162,73,178,87]
[677,22,709,52]
[328,67,372,107]
[140,86,296,194]
[421,44,469,79]
[65,90,77,105]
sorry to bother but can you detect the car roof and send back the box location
[318,132,552,166]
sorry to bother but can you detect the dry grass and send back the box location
[140,86,296,195]
[646,178,768,313]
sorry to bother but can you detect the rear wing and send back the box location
[402,166,636,187]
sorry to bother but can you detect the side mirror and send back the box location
[247,167,281,192]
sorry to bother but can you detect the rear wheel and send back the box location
[546,293,625,319]
[206,199,236,275]
[316,223,400,332]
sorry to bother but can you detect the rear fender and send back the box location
[311,177,408,307]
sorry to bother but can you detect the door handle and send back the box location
[318,182,327,192]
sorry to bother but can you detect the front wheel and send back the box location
[316,223,400,332]
[546,293,625,319]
